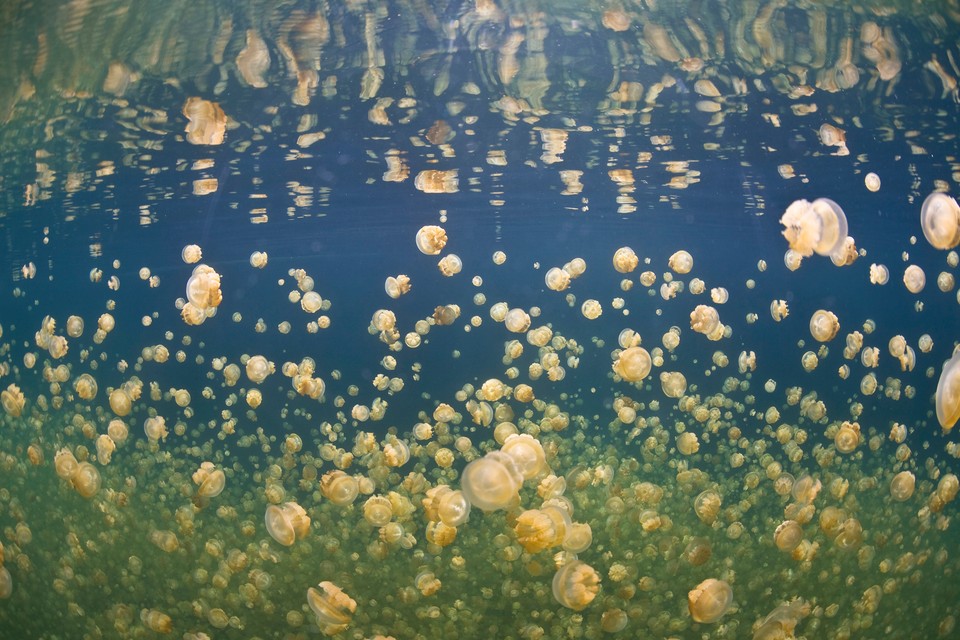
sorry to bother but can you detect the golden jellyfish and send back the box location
[185,264,223,310]
[613,346,651,382]
[752,599,810,640]
[195,464,226,498]
[71,461,101,498]
[552,560,601,611]
[834,517,863,551]
[108,388,132,417]
[869,263,889,285]
[140,609,173,634]
[0,566,10,599]
[73,373,98,400]
[181,244,202,264]
[265,502,311,546]
[301,291,323,313]
[903,264,925,293]
[321,471,360,506]
[504,308,531,333]
[834,421,861,453]
[687,578,733,623]
[437,254,462,277]
[433,304,460,326]
[307,581,356,636]
[660,371,687,398]
[245,355,274,383]
[920,191,960,249]
[415,225,447,255]
[693,489,721,524]
[690,304,722,338]
[143,416,168,442]
[363,495,394,527]
[684,537,712,566]
[612,247,639,273]
[890,471,916,501]
[384,275,411,299]
[65,315,83,338]
[864,172,881,192]
[780,197,848,258]
[54,448,78,480]
[514,506,570,553]
[249,250,268,268]
[435,489,471,527]
[809,309,840,342]
[935,349,960,431]
[95,434,116,465]
[501,434,548,480]
[668,250,694,274]
[581,299,602,320]
[1,384,25,417]
[544,267,571,291]
[460,451,523,511]
[770,299,789,322]
[774,520,804,552]
[562,522,593,553]
[678,432,700,456]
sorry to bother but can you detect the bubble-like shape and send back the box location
[501,434,547,480]
[552,560,601,611]
[415,225,447,255]
[687,578,733,623]
[780,197,848,258]
[809,310,840,342]
[890,471,915,501]
[920,192,960,250]
[935,350,960,431]
[460,451,523,511]
[612,346,651,382]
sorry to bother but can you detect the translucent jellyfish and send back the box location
[249,251,268,268]
[140,609,173,633]
[504,308,531,333]
[552,560,601,611]
[460,451,523,511]
[307,581,357,635]
[95,434,116,465]
[903,265,925,293]
[415,225,447,255]
[809,309,840,342]
[869,263,889,285]
[668,250,694,274]
[687,578,733,623]
[678,432,700,456]
[194,463,226,498]
[108,388,132,417]
[1,384,25,417]
[437,254,462,276]
[710,287,729,304]
[65,315,84,338]
[864,172,881,192]
[890,470,915,501]
[245,355,274,383]
[780,198,848,258]
[562,522,593,553]
[660,371,687,398]
[384,275,411,298]
[321,471,360,506]
[834,421,861,453]
[752,599,810,640]
[514,506,570,553]
[0,566,10,599]
[301,291,323,313]
[612,346,651,382]
[183,97,226,145]
[690,304,722,338]
[581,299,602,320]
[935,350,960,431]
[265,502,311,546]
[433,304,461,326]
[500,434,548,480]
[693,490,721,524]
[770,300,789,322]
[181,244,202,264]
[774,520,803,552]
[363,495,394,527]
[612,247,639,273]
[920,192,960,249]
[544,267,571,291]
[71,462,101,498]
[185,264,223,310]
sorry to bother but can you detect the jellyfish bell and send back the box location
[612,346,651,382]
[321,471,360,506]
[920,191,960,250]
[774,520,803,552]
[935,350,960,431]
[688,578,733,623]
[668,250,694,274]
[903,264,926,293]
[460,451,523,511]
[71,462,101,498]
[501,434,548,480]
[890,471,916,501]
[198,468,226,498]
[780,197,848,258]
[415,225,448,255]
[185,264,223,310]
[265,504,296,546]
[552,560,601,611]
[612,247,639,273]
[809,310,840,342]
[307,581,357,635]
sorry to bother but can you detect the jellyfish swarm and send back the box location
[780,198,848,258]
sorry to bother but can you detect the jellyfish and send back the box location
[809,309,840,342]
[613,247,639,273]
[903,264,926,293]
[890,471,916,501]
[668,250,694,274]
[245,355,275,383]
[183,97,226,145]
[249,251,268,268]
[415,225,448,255]
[613,346,651,382]
[185,264,223,310]
[71,462,101,498]
[307,581,357,635]
[265,502,311,546]
[869,263,889,285]
[693,489,721,524]
[193,462,226,498]
[321,471,360,506]
[774,520,803,552]
[544,267,571,291]
[0,566,10,599]
[460,451,523,511]
[687,578,733,623]
[514,506,570,553]
[181,244,202,264]
[780,197,848,258]
[864,172,881,192]
[437,254,462,276]
[501,434,548,480]
[384,275,411,298]
[1,384,25,417]
[690,304,722,338]
[936,350,960,431]
[752,599,810,640]
[920,191,960,249]
[552,560,601,611]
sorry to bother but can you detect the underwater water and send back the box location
[2,0,960,637]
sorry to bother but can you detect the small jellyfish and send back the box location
[612,247,639,273]
[307,581,357,635]
[920,192,960,250]
[185,264,223,310]
[935,350,960,431]
[774,520,803,552]
[612,347,651,382]
[504,308,531,333]
[770,300,789,322]
[903,265,925,293]
[415,225,448,255]
[890,471,915,501]
[245,355,275,383]
[514,506,570,553]
[1,384,25,417]
[809,310,840,342]
[552,560,601,611]
[501,434,548,480]
[864,172,881,192]
[668,250,694,274]
[321,471,360,506]
[780,198,848,258]
[384,275,411,298]
[544,267,571,292]
[437,254,462,276]
[660,371,687,398]
[693,490,721,524]
[869,263,889,285]
[71,462,101,498]
[363,495,394,527]
[181,244,202,264]
[249,251,268,268]
[265,502,311,546]
[835,421,861,453]
[690,305,722,339]
[460,451,523,511]
[687,578,733,623]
